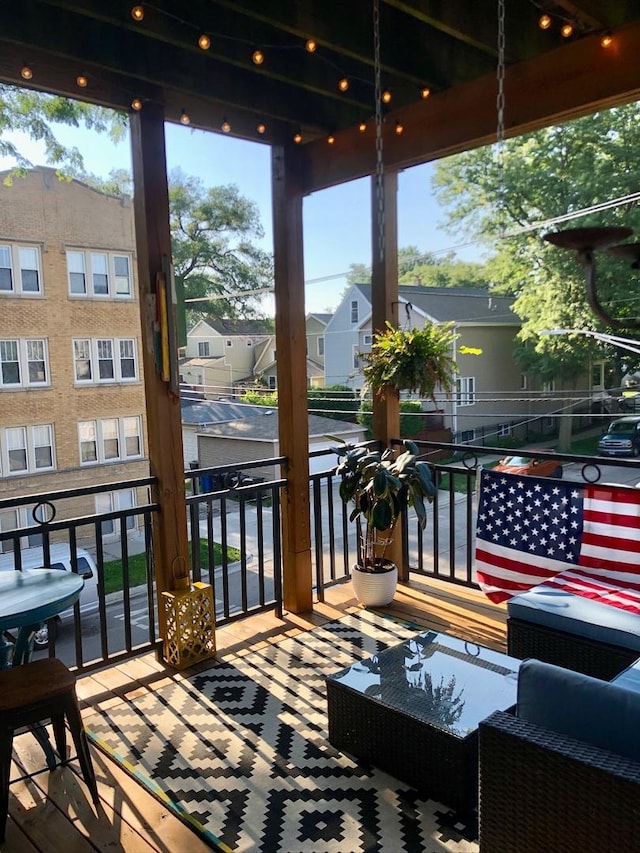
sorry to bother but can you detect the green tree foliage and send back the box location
[307,386,360,422]
[240,389,278,406]
[345,246,489,289]
[169,169,273,325]
[358,400,424,438]
[0,84,126,179]
[432,103,640,386]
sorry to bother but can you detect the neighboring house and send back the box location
[180,397,267,467]
[0,168,149,550]
[197,412,366,479]
[306,312,332,388]
[181,318,272,397]
[323,283,594,443]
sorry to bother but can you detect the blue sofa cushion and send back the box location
[517,659,640,762]
[507,583,640,653]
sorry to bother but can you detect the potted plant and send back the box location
[334,439,437,606]
[361,321,457,402]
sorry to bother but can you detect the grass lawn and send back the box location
[103,540,242,595]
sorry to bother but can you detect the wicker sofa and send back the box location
[478,659,640,853]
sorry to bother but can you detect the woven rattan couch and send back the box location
[478,660,640,853]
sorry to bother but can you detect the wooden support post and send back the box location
[370,170,404,574]
[271,144,313,613]
[130,104,190,636]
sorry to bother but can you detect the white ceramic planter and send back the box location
[351,562,398,607]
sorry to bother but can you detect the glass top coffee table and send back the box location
[326,630,520,813]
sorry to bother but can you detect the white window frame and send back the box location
[268,376,277,390]
[67,249,134,299]
[455,376,476,407]
[0,244,42,295]
[78,416,143,466]
[520,373,528,391]
[542,379,556,393]
[362,333,373,346]
[0,338,49,388]
[198,341,210,357]
[350,300,359,324]
[460,429,476,443]
[317,336,325,357]
[96,488,137,538]
[498,423,512,437]
[0,506,43,553]
[1,424,54,475]
[225,339,232,348]
[352,345,360,370]
[73,338,138,384]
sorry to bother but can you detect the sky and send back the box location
[0,119,484,314]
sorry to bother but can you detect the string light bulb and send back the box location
[560,23,573,38]
[600,32,613,48]
[20,66,33,80]
[252,49,264,65]
[76,75,88,88]
[198,34,211,50]
[131,5,144,22]
[327,134,335,144]
[293,132,302,144]
[256,122,266,134]
[338,77,349,92]
[131,98,143,111]
[359,122,367,132]
[538,13,552,30]
[221,118,231,133]
[395,121,404,135]
[381,90,392,104]
[420,87,431,100]
[179,109,190,125]
[305,39,317,53]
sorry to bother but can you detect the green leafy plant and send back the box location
[334,439,437,571]
[361,321,458,402]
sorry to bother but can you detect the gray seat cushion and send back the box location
[518,659,640,762]
[507,583,640,653]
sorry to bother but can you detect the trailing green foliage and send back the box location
[334,439,437,571]
[362,321,458,402]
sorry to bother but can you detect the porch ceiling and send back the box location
[1,1,640,192]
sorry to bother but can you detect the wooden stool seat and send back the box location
[0,657,99,841]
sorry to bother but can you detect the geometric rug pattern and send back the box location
[84,610,479,852]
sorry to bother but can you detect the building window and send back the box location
[498,423,511,437]
[0,244,42,295]
[0,507,42,552]
[67,249,133,299]
[460,429,476,443]
[542,379,556,393]
[0,339,49,388]
[198,341,210,357]
[317,336,325,357]
[1,424,54,475]
[96,488,137,537]
[353,346,360,370]
[73,338,138,384]
[246,340,252,347]
[225,339,232,348]
[268,376,277,390]
[363,334,372,346]
[351,300,359,324]
[455,376,476,406]
[78,416,142,465]
[520,374,528,391]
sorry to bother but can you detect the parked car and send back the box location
[493,454,563,478]
[0,544,99,647]
[598,416,640,457]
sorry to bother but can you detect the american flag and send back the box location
[475,467,640,604]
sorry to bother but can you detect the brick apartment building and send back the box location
[0,168,149,551]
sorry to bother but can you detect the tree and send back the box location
[433,103,640,360]
[169,169,273,326]
[432,102,640,446]
[0,84,126,178]
[345,246,489,288]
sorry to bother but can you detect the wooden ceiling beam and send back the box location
[300,20,640,194]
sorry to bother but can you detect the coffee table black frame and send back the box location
[326,630,520,813]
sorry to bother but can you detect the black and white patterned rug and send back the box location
[85,610,479,852]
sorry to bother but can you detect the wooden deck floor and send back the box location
[3,577,506,852]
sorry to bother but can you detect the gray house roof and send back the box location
[352,283,518,325]
[197,411,363,442]
[201,317,274,336]
[181,399,267,426]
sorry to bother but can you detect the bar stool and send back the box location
[0,657,100,841]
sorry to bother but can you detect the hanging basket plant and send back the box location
[361,321,458,401]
